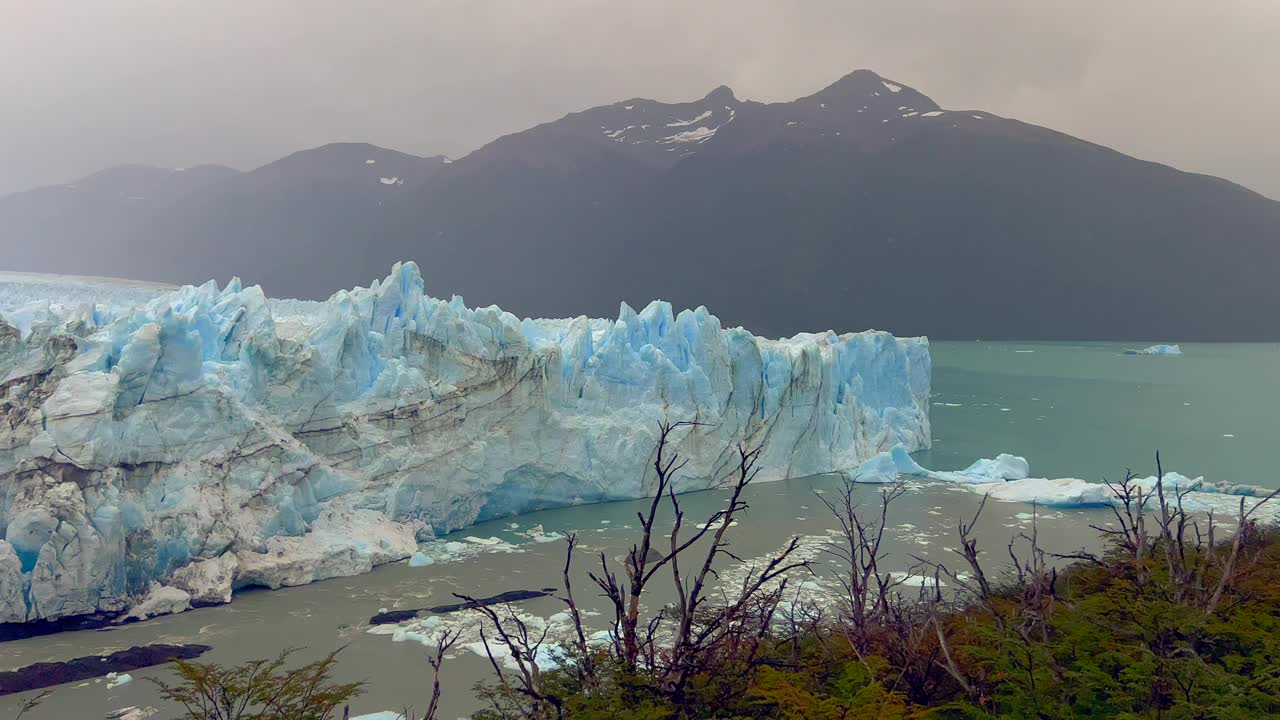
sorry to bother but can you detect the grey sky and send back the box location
[3,0,1278,199]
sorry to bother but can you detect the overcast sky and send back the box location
[3,0,1278,199]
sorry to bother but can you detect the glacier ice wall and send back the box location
[0,263,930,622]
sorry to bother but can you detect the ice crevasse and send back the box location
[0,262,931,622]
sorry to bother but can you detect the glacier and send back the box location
[0,263,931,623]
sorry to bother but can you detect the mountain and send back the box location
[3,70,1278,340]
[0,163,239,273]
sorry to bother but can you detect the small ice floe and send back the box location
[106,672,133,689]
[889,572,942,588]
[106,708,157,720]
[695,519,740,530]
[407,551,434,567]
[462,639,570,673]
[519,524,565,544]
[419,534,526,564]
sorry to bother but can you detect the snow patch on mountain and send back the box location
[661,126,717,144]
[667,110,713,127]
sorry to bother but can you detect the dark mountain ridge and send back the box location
[2,70,1277,340]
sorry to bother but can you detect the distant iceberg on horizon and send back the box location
[0,263,930,623]
[1123,343,1183,356]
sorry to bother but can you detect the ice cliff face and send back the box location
[0,263,930,623]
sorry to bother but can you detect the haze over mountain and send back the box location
[3,69,1278,340]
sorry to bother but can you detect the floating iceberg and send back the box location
[968,477,1115,507]
[843,445,1031,486]
[894,447,1276,515]
[1124,344,1182,356]
[0,263,930,623]
[887,446,1030,485]
[850,450,901,483]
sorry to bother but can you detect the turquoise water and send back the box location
[921,342,1279,487]
[2,341,1274,719]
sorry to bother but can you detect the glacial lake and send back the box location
[3,341,1277,719]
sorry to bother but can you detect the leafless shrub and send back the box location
[455,593,564,720]
[1086,454,1280,612]
[421,629,461,720]
[819,473,968,703]
[466,420,811,714]
[817,477,908,654]
[11,689,53,720]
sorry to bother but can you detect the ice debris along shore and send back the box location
[0,263,930,623]
[852,446,1277,519]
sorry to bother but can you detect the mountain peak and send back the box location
[816,69,913,99]
[799,69,939,116]
[704,84,736,104]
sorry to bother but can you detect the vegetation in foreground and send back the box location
[144,428,1280,720]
